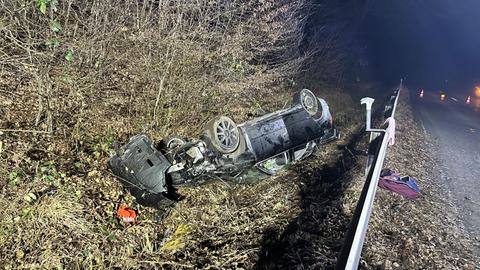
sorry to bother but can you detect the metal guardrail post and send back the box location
[361,97,375,131]
[336,83,402,270]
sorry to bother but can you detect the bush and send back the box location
[1,0,313,140]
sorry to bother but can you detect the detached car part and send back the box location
[108,89,339,207]
[109,134,170,194]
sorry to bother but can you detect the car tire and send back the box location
[204,116,240,154]
[157,136,186,152]
[293,89,323,120]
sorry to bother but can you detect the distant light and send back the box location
[466,96,471,104]
[475,86,480,97]
[419,89,424,98]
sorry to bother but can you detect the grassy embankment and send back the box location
[0,1,361,269]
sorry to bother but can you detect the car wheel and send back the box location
[165,137,185,150]
[204,116,240,154]
[157,136,186,154]
[293,89,322,119]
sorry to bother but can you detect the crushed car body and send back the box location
[108,89,339,207]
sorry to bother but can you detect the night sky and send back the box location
[362,0,480,95]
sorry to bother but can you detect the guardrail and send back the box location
[336,80,403,270]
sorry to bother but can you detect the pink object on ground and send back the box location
[384,117,396,146]
[378,169,421,200]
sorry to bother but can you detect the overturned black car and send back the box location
[108,89,339,208]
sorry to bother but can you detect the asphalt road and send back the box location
[412,92,480,247]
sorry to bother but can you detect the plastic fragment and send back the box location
[117,204,137,223]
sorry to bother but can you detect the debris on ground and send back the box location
[117,204,137,224]
[378,169,421,200]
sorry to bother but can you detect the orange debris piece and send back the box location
[117,204,137,223]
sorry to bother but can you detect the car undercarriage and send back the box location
[108,89,339,209]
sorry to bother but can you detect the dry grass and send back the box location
[0,87,361,270]
[1,1,467,265]
[1,0,314,141]
[0,0,363,269]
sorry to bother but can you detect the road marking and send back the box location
[421,122,427,135]
[417,109,428,135]
[450,97,458,102]
[418,117,428,135]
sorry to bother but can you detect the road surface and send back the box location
[412,92,480,252]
